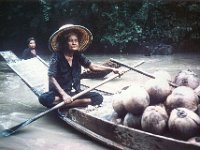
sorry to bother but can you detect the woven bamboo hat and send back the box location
[49,24,93,52]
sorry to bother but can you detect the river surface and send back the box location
[0,53,200,150]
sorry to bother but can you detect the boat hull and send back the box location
[58,107,200,150]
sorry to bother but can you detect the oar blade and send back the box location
[0,119,31,137]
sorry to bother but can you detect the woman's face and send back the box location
[67,34,79,51]
[28,40,36,49]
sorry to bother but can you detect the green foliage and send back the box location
[0,0,200,53]
[39,0,51,22]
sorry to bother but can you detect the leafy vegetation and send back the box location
[0,0,200,54]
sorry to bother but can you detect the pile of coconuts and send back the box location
[111,69,200,142]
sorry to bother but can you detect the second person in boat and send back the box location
[39,24,120,108]
[22,37,37,60]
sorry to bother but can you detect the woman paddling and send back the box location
[39,24,120,108]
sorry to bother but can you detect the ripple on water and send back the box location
[0,112,27,130]
[5,77,21,89]
[0,115,12,129]
[0,103,31,129]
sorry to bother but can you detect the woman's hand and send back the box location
[112,68,121,74]
[31,49,36,56]
[61,92,73,104]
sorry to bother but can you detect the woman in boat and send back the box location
[39,24,120,108]
[22,37,37,60]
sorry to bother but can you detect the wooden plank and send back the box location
[0,50,20,63]
[0,51,48,96]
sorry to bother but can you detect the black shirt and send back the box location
[48,51,91,92]
[22,48,36,60]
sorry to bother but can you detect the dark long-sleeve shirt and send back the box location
[22,48,36,60]
[48,51,91,92]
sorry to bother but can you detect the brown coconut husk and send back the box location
[153,70,172,82]
[104,111,123,124]
[188,137,200,146]
[122,84,150,115]
[144,79,172,105]
[165,86,199,113]
[194,85,200,101]
[123,113,142,129]
[168,107,200,140]
[112,93,127,118]
[173,69,200,89]
[141,105,168,135]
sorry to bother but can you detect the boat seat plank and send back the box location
[0,51,48,96]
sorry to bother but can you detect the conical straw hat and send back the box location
[49,24,93,52]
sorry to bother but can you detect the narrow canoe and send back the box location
[1,50,200,150]
[58,100,200,150]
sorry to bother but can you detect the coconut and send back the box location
[196,104,200,117]
[188,137,200,146]
[165,86,199,113]
[141,105,168,135]
[144,79,171,105]
[104,111,123,124]
[123,113,142,129]
[122,84,150,115]
[153,70,172,82]
[174,69,200,89]
[194,85,200,100]
[168,107,200,140]
[112,93,127,117]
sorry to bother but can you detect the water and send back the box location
[0,53,200,150]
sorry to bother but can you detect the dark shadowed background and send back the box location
[0,0,200,56]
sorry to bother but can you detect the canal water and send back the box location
[0,53,200,150]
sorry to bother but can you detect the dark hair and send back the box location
[27,37,36,45]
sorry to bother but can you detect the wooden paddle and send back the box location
[0,60,144,137]
[110,58,178,88]
[36,55,49,66]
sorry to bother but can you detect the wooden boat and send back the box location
[1,50,200,150]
